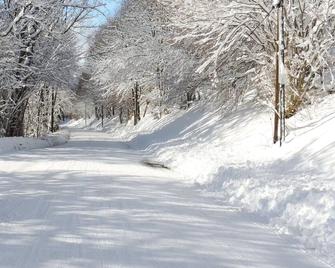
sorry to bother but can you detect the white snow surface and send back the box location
[78,95,335,267]
[0,129,331,268]
[0,130,70,155]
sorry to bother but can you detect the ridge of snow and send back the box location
[0,130,70,155]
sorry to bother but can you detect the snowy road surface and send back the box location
[0,130,330,268]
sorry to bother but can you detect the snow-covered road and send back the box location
[0,130,330,268]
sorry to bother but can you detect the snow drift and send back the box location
[151,97,335,266]
[68,95,335,266]
[0,130,70,155]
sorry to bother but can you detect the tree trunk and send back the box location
[133,82,141,126]
[42,88,50,132]
[143,101,149,118]
[95,106,100,119]
[127,108,130,121]
[36,88,45,137]
[101,104,104,128]
[119,107,123,124]
[5,97,28,137]
[5,4,39,137]
[187,92,192,108]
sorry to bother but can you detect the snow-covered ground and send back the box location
[0,130,70,155]
[74,95,335,266]
[0,130,330,267]
[1,95,334,267]
[151,97,335,266]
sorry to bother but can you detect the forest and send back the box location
[1,0,334,141]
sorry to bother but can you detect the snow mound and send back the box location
[0,130,70,155]
[125,96,335,266]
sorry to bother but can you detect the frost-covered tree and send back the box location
[81,0,335,135]
[160,0,335,114]
[0,0,101,136]
[86,0,203,125]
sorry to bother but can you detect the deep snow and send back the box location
[0,130,330,268]
[0,130,70,155]
[76,95,335,267]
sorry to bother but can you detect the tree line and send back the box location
[82,0,335,130]
[1,0,335,137]
[0,0,101,137]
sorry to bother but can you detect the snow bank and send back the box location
[204,96,335,266]
[127,96,335,266]
[66,108,186,143]
[68,95,335,266]
[0,130,70,155]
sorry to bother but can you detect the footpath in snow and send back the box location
[0,130,330,268]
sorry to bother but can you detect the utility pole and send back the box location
[279,2,286,146]
[273,6,280,144]
[273,0,286,146]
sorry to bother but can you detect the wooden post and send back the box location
[279,2,286,146]
[273,7,280,144]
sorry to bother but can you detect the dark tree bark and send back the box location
[133,82,141,126]
[36,88,45,137]
[119,107,123,124]
[143,100,149,118]
[95,106,100,120]
[101,104,104,127]
[5,97,28,137]
[5,3,40,137]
